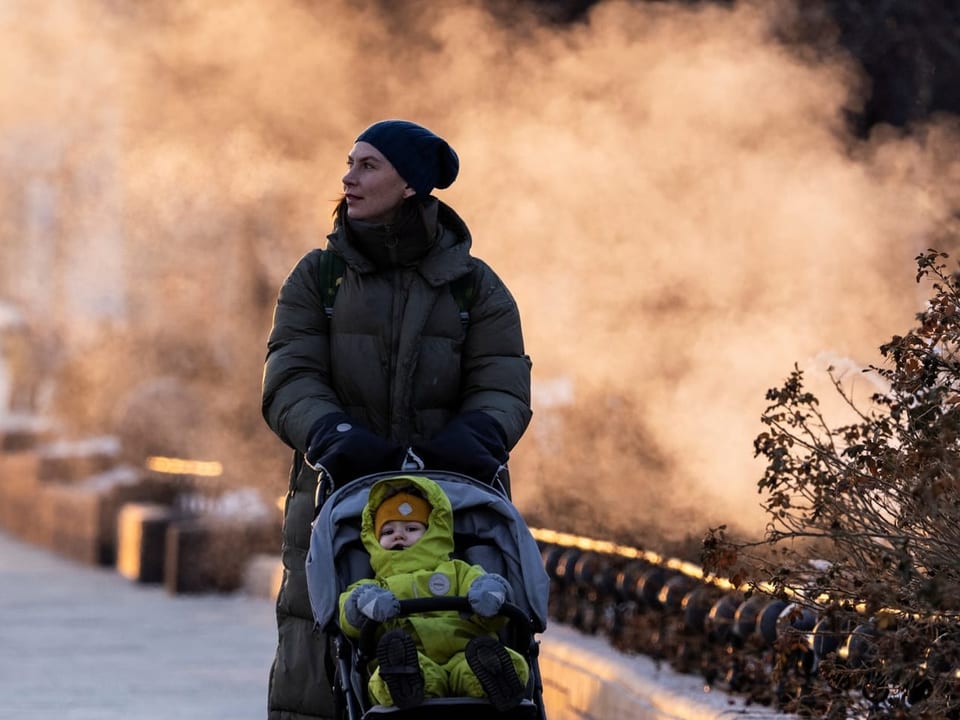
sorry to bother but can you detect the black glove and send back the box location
[305,412,403,485]
[411,410,508,483]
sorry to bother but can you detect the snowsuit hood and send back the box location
[362,475,454,577]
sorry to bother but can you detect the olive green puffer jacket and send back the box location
[261,198,532,719]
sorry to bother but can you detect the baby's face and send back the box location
[378,520,427,550]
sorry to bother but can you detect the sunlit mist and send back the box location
[0,0,957,548]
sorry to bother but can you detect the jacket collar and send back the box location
[345,197,436,270]
[328,198,473,285]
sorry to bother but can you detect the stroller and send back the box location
[306,470,551,719]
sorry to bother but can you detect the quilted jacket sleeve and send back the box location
[458,260,533,449]
[262,249,344,451]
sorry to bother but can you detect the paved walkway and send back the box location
[0,528,793,720]
[0,530,277,720]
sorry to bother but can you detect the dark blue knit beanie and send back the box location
[356,120,459,197]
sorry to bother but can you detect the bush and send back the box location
[704,250,960,718]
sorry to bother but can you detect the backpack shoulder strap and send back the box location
[449,271,478,327]
[317,250,346,318]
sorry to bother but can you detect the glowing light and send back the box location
[145,456,223,477]
[531,526,755,593]
[530,527,960,622]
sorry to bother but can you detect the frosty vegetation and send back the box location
[704,249,960,718]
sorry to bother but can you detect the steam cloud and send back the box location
[0,0,958,547]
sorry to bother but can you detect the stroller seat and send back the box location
[306,470,551,720]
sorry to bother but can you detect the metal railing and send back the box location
[533,528,960,717]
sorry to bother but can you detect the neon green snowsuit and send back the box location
[337,475,529,705]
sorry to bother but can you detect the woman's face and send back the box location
[342,141,415,224]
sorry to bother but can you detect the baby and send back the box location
[338,474,528,711]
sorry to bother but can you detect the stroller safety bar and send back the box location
[358,597,535,659]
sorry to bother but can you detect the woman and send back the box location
[261,119,532,720]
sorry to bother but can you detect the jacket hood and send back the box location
[361,475,455,576]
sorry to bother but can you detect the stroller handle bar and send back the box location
[358,597,534,657]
